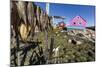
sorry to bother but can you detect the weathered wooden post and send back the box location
[43,3,50,64]
[50,37,54,56]
[49,37,54,63]
[11,1,21,66]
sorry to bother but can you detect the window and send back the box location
[79,22,81,24]
[73,22,76,25]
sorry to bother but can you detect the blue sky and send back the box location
[35,2,95,27]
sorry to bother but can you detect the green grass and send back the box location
[33,29,95,63]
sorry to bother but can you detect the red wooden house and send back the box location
[58,21,66,29]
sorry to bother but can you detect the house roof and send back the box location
[70,15,87,23]
[69,15,87,27]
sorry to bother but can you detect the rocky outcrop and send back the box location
[67,29,95,43]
